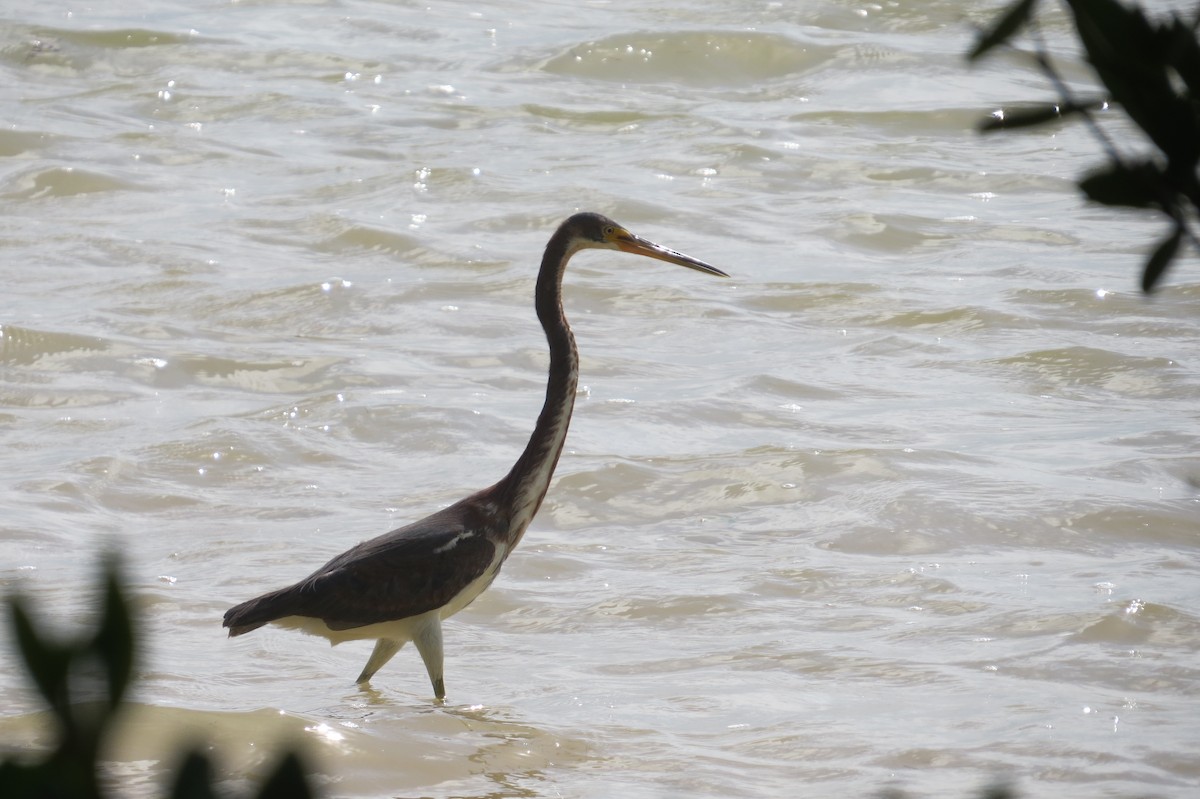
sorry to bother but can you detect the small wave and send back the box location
[539,31,828,87]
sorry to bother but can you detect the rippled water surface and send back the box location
[2,1,1198,797]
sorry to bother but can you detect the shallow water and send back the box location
[2,1,1198,797]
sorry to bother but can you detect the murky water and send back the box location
[2,1,1198,797]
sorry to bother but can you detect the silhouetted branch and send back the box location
[970,0,1199,292]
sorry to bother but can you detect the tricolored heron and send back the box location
[223,212,728,699]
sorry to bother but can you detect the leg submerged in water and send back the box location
[413,615,446,700]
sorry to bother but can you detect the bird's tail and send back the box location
[223,587,295,637]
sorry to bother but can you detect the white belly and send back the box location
[440,541,508,618]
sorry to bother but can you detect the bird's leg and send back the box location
[412,614,446,700]
[357,638,403,684]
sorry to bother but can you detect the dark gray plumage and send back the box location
[223,212,728,700]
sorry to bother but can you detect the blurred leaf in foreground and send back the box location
[970,0,1198,292]
[1,555,316,799]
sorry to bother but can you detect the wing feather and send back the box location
[224,501,499,633]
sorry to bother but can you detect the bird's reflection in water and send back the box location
[310,685,596,797]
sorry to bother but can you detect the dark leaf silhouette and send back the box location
[1079,161,1164,209]
[170,751,220,799]
[2,556,317,799]
[1144,225,1183,292]
[257,753,315,799]
[972,0,1196,291]
[978,100,1104,132]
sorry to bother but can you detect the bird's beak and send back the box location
[614,230,730,278]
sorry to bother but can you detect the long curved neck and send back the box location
[494,229,580,542]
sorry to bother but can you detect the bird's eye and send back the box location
[603,226,616,238]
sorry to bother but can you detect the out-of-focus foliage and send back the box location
[970,0,1199,292]
[0,555,315,799]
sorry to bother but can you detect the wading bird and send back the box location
[223,212,728,699]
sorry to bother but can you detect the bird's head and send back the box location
[561,212,729,278]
